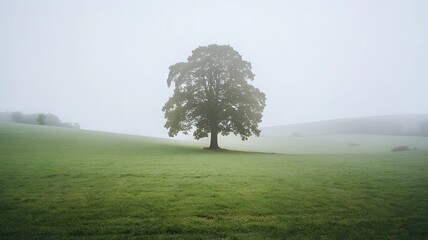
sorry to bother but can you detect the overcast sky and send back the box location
[1,0,427,137]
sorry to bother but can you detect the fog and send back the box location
[1,0,427,138]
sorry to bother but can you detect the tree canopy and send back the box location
[162,44,266,149]
[37,113,46,125]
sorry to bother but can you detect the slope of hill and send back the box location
[213,114,428,154]
[1,122,428,239]
[217,133,428,154]
[262,114,428,137]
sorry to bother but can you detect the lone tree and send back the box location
[37,113,46,125]
[162,44,266,149]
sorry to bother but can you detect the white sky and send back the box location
[1,0,427,138]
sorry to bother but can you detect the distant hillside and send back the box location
[0,111,80,129]
[214,114,428,154]
[262,114,428,137]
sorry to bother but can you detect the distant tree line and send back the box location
[0,111,80,129]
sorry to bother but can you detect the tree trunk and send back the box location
[209,128,220,149]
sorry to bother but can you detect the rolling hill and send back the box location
[1,122,427,239]
[261,114,428,137]
[215,114,428,154]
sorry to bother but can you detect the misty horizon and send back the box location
[1,0,427,138]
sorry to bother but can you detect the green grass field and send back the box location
[1,122,427,239]
[213,134,428,154]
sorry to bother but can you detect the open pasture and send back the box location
[1,123,427,239]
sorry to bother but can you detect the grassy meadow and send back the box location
[1,122,427,239]
[214,134,428,154]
